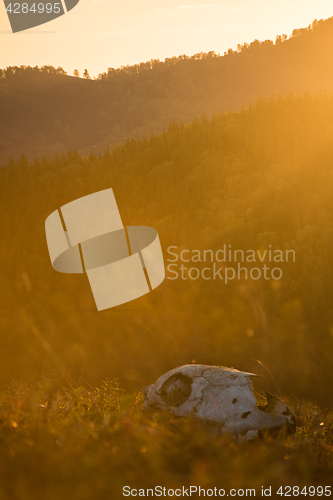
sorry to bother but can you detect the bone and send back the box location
[142,364,296,439]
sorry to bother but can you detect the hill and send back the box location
[2,16,333,165]
[1,92,333,403]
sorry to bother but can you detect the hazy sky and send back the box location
[0,0,332,77]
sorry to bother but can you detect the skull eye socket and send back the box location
[161,374,192,407]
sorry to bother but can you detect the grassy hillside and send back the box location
[1,93,333,404]
[0,378,332,500]
[2,17,333,165]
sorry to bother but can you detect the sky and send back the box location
[0,0,333,77]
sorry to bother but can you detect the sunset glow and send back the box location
[1,0,332,76]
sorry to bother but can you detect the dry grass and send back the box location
[0,378,332,500]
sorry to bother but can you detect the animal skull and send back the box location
[142,364,296,439]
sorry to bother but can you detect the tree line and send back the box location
[0,65,67,79]
[2,16,333,167]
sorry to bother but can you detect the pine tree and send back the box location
[83,69,91,79]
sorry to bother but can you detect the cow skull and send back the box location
[142,365,296,439]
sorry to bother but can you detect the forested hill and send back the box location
[2,16,333,166]
[1,93,333,401]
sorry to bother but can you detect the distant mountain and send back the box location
[1,16,333,165]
